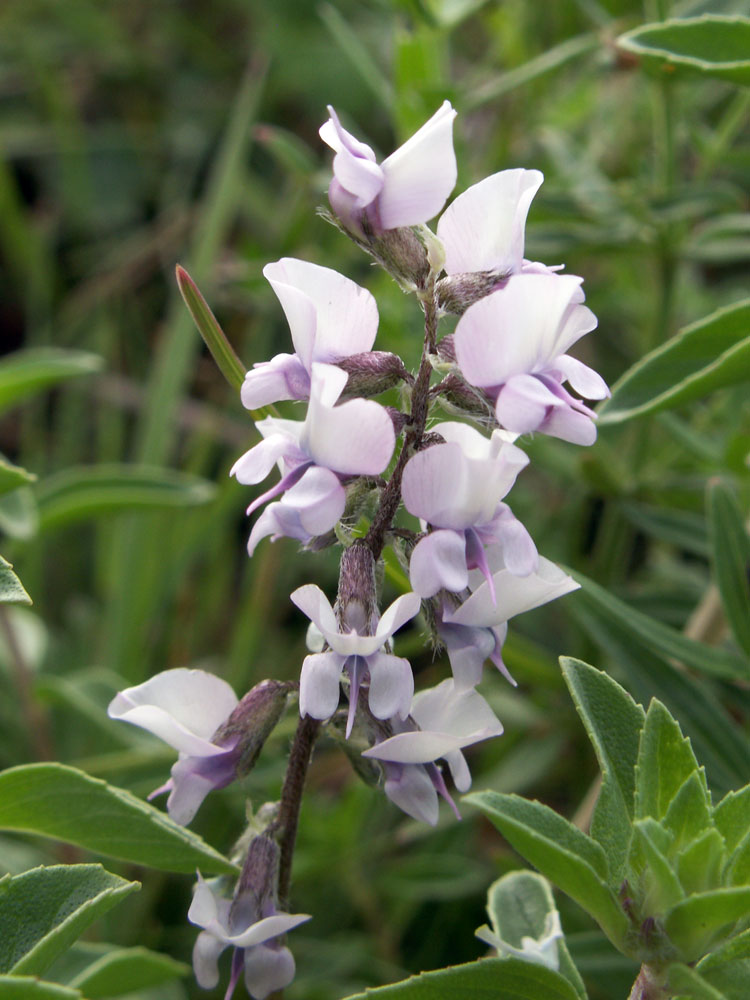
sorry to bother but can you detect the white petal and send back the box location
[241,355,310,408]
[438,169,543,275]
[230,432,296,486]
[443,748,472,792]
[447,557,579,627]
[412,679,503,741]
[304,366,395,476]
[264,259,378,365]
[364,729,466,764]
[290,584,338,636]
[192,930,227,989]
[367,652,414,720]
[494,374,560,435]
[454,274,587,387]
[553,354,609,400]
[374,591,421,642]
[244,944,297,1000]
[378,102,457,228]
[384,763,439,825]
[409,530,468,599]
[298,651,343,720]
[320,107,377,161]
[188,877,232,932]
[228,912,311,949]
[283,466,346,535]
[107,668,238,754]
[542,403,598,445]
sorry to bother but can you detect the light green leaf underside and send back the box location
[598,298,750,425]
[0,763,237,876]
[0,556,31,606]
[617,16,750,86]
[0,975,84,999]
[341,956,581,999]
[69,945,189,998]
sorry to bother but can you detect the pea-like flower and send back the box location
[231,363,396,554]
[290,583,421,738]
[190,841,310,1000]
[363,679,504,823]
[241,259,379,409]
[319,102,457,235]
[107,669,240,825]
[454,273,609,445]
[402,421,537,599]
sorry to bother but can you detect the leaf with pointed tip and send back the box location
[341,956,582,999]
[676,828,725,896]
[663,772,712,850]
[713,787,750,853]
[725,830,750,887]
[627,820,684,915]
[560,658,644,882]
[635,700,703,822]
[665,887,750,961]
[175,266,246,393]
[69,945,189,998]
[0,976,83,999]
[0,556,31,606]
[0,348,104,417]
[0,763,237,876]
[0,864,138,976]
[617,16,750,86]
[483,871,586,1000]
[597,299,750,426]
[707,481,750,659]
[467,791,629,948]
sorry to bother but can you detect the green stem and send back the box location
[628,964,669,1000]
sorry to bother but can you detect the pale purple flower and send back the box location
[231,363,395,554]
[107,669,240,825]
[290,583,420,738]
[402,421,537,599]
[189,875,310,1000]
[241,259,379,409]
[363,679,504,822]
[454,273,609,445]
[437,169,545,277]
[319,102,457,234]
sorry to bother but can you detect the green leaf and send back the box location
[175,266,246,393]
[0,488,38,541]
[668,964,729,1000]
[662,773,713,851]
[665,887,750,961]
[714,786,750,854]
[697,933,750,999]
[341,956,582,999]
[617,16,750,86]
[569,569,750,682]
[0,864,138,976]
[0,457,35,499]
[34,465,216,532]
[0,976,83,999]
[0,763,237,876]
[677,829,725,895]
[466,791,629,948]
[570,600,750,794]
[482,871,586,1000]
[560,658,644,881]
[707,482,750,659]
[69,946,189,998]
[598,299,750,425]
[0,348,103,417]
[725,829,750,887]
[635,700,704,822]
[0,557,31,606]
[627,820,684,915]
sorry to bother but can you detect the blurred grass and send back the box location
[0,0,748,997]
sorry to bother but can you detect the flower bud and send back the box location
[336,541,377,633]
[336,351,410,400]
[214,680,291,779]
[436,269,510,315]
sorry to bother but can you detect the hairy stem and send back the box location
[628,964,669,1000]
[273,713,321,909]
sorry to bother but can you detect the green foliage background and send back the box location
[0,0,748,997]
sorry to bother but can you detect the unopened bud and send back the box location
[436,269,510,315]
[215,680,291,778]
[232,834,279,924]
[337,351,410,400]
[336,541,377,633]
